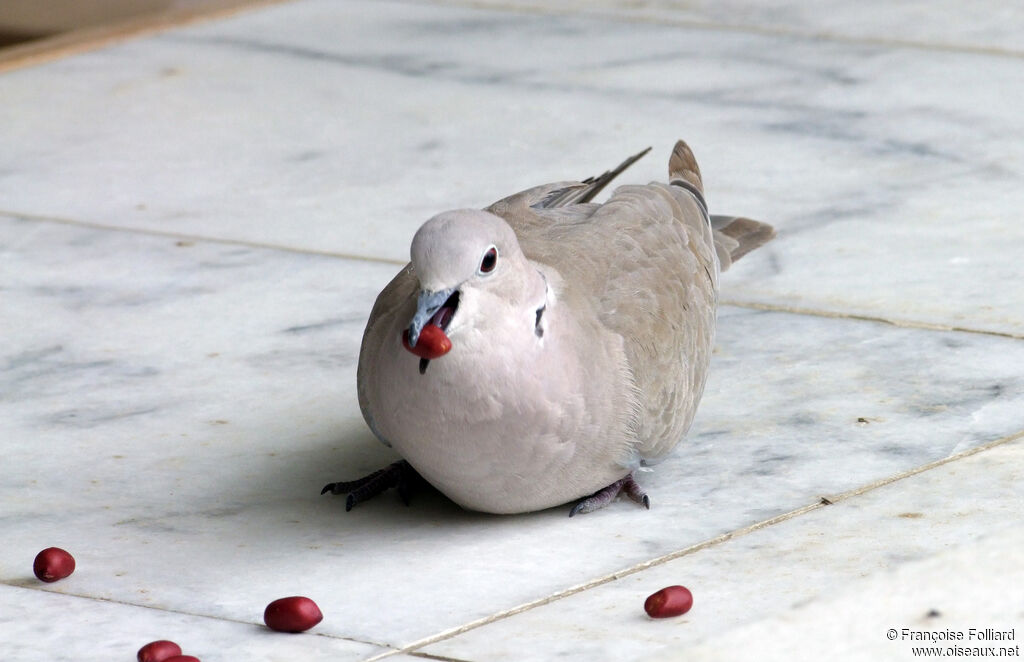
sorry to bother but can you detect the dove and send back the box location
[323,140,775,515]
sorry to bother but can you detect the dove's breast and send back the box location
[357,271,639,514]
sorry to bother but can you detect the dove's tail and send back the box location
[669,139,775,270]
[710,215,776,270]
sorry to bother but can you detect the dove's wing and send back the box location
[486,147,652,233]
[529,147,652,209]
[590,183,719,460]
[492,180,718,463]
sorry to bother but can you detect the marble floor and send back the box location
[1,1,1022,660]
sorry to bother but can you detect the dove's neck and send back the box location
[498,255,548,311]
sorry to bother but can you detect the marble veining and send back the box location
[417,0,1024,53]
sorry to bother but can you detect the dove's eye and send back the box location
[478,246,498,275]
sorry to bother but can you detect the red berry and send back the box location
[402,326,452,359]
[33,547,75,583]
[263,596,323,633]
[644,585,693,618]
[137,640,183,662]
[163,657,200,662]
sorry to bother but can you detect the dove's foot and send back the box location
[321,460,422,511]
[569,473,650,517]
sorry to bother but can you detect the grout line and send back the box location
[819,428,1024,505]
[359,502,823,660]
[405,0,1024,60]
[6,209,1022,341]
[406,652,477,662]
[1,209,407,267]
[720,298,1024,341]
[368,428,1024,660]
[0,581,396,652]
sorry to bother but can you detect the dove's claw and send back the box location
[568,473,649,517]
[568,500,592,517]
[621,474,650,508]
[321,468,387,495]
[322,460,422,511]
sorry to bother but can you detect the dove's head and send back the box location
[404,209,544,367]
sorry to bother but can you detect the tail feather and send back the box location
[711,215,776,270]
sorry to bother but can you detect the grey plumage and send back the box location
[350,140,774,514]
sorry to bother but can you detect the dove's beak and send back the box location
[406,287,459,349]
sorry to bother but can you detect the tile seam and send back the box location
[1,209,407,267]
[0,582,397,651]
[406,651,477,662]
[720,298,1024,341]
[373,428,1024,660]
[5,210,1021,340]
[819,428,1024,505]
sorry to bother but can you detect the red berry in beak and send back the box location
[402,326,452,359]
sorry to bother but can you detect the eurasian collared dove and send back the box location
[323,141,775,515]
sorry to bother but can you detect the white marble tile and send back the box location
[665,529,1024,661]
[3,215,1023,656]
[419,437,1024,661]
[1,0,1022,334]
[425,0,1024,53]
[0,584,386,662]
